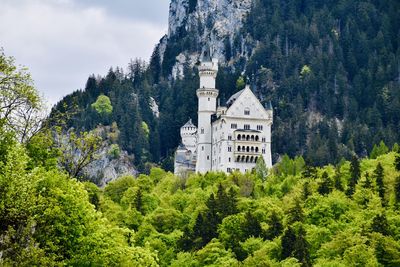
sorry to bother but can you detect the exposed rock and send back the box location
[83,147,137,187]
[161,0,253,78]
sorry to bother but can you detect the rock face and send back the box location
[160,0,253,78]
[83,147,137,187]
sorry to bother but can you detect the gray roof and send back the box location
[182,118,196,128]
[226,89,245,107]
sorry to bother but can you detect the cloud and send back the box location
[0,0,169,104]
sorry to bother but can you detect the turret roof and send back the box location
[182,118,196,128]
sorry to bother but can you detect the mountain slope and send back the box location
[52,0,400,172]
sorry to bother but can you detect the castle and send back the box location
[174,54,273,176]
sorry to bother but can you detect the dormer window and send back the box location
[244,108,250,115]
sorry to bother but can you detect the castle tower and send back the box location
[196,53,219,173]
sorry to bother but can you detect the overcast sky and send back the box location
[0,0,170,105]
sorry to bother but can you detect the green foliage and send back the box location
[236,76,246,90]
[3,133,400,265]
[374,163,386,203]
[104,175,136,203]
[108,143,121,159]
[91,94,113,116]
[0,49,44,143]
[347,156,361,196]
[370,141,389,159]
[395,155,400,172]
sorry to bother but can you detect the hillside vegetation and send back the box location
[2,116,400,266]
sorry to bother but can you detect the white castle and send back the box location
[174,54,273,176]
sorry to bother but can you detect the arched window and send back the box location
[242,146,246,151]
[255,157,258,163]
[246,156,249,163]
[251,147,254,152]
[237,156,241,162]
[246,135,250,141]
[255,147,259,153]
[251,135,255,141]
[238,146,241,152]
[242,156,246,162]
[246,146,250,152]
[237,135,241,140]
[242,134,246,140]
[250,156,254,163]
[255,136,259,141]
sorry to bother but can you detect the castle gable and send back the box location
[225,86,269,120]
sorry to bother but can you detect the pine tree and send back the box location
[302,163,317,179]
[363,172,372,189]
[293,225,311,267]
[371,213,390,236]
[266,211,283,239]
[302,181,311,200]
[135,189,143,214]
[395,155,400,172]
[318,171,333,195]
[287,200,304,224]
[281,227,296,259]
[243,212,262,238]
[374,163,385,204]
[347,156,361,197]
[395,176,400,206]
[334,167,344,191]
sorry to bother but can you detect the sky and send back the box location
[0,0,170,105]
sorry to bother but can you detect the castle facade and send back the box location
[174,56,273,176]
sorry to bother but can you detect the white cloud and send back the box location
[0,0,168,104]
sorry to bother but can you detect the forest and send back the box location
[50,0,400,173]
[2,0,400,265]
[2,49,400,266]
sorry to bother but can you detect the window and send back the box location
[257,125,263,131]
[207,156,210,160]
[202,146,204,151]
[231,123,237,129]
[244,108,250,115]
[228,147,232,152]
[208,98,210,101]
[244,124,250,130]
[227,168,232,173]
[229,157,231,162]
[228,135,232,141]
[262,137,266,142]
[262,149,266,154]
[201,127,204,134]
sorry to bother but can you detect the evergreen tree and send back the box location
[334,167,344,191]
[302,181,311,200]
[266,211,283,239]
[371,213,390,236]
[347,156,361,197]
[281,227,296,259]
[302,163,317,179]
[395,155,400,172]
[135,189,143,214]
[293,225,311,267]
[374,163,385,204]
[363,172,372,189]
[318,171,333,195]
[395,176,400,207]
[287,200,304,224]
[243,212,262,238]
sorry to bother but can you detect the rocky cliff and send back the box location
[158,0,253,78]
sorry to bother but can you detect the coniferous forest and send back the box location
[51,0,400,172]
[2,0,400,265]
